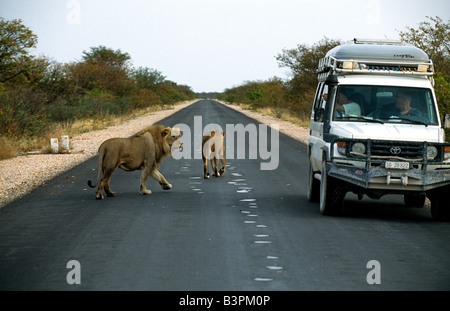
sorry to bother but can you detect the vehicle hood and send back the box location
[330,122,441,142]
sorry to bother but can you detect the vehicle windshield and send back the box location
[332,85,439,126]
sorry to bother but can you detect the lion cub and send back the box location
[202,131,226,179]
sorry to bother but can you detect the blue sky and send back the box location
[1,0,449,92]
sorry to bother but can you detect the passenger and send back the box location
[335,89,361,117]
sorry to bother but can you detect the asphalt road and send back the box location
[1,100,449,291]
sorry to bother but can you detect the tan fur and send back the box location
[88,125,182,200]
[202,131,226,179]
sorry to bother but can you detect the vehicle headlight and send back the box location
[352,142,366,155]
[427,146,438,159]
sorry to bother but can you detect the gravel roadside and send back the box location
[0,100,310,209]
[219,100,310,145]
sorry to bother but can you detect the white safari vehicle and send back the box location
[307,39,450,221]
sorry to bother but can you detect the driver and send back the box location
[370,90,429,124]
[392,91,421,117]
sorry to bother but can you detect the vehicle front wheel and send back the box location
[319,160,346,216]
[404,193,426,208]
[429,187,450,221]
[307,157,320,202]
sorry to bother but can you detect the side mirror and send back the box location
[444,113,450,129]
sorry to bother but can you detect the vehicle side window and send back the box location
[312,83,327,122]
[313,83,324,111]
[321,85,328,108]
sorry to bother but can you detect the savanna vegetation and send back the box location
[1,16,448,160]
[219,16,449,135]
[0,17,196,159]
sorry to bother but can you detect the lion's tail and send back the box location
[87,145,105,188]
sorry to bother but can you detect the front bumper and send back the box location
[328,139,450,192]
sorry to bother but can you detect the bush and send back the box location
[0,18,197,157]
[132,88,161,109]
[0,87,49,138]
[0,136,18,160]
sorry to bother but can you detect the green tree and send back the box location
[0,17,197,148]
[0,18,51,138]
[0,18,38,83]
[398,16,449,118]
[276,37,342,94]
[82,45,131,71]
[399,16,449,75]
[71,46,134,97]
[275,37,342,119]
[134,67,166,91]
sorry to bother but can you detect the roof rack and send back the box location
[353,38,403,45]
[317,40,434,81]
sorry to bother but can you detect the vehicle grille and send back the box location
[371,141,424,159]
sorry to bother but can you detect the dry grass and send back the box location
[0,136,18,160]
[0,103,182,160]
[234,103,310,128]
[55,105,168,137]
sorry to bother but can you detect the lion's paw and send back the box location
[141,189,152,195]
[161,183,172,190]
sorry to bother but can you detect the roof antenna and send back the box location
[353,38,357,44]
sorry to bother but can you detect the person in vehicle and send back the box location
[367,90,432,124]
[392,91,422,117]
[378,90,424,120]
[335,89,361,116]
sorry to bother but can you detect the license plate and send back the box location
[385,161,410,170]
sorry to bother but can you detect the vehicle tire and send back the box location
[404,193,426,208]
[319,160,346,216]
[307,157,320,202]
[429,187,450,221]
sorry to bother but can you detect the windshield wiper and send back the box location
[336,115,385,124]
[381,116,429,127]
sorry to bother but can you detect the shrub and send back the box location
[0,87,49,138]
[0,136,18,160]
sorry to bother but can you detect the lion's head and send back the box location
[164,127,183,154]
[138,125,183,156]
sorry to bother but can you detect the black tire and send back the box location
[319,160,346,216]
[429,187,450,221]
[307,157,320,202]
[404,193,426,208]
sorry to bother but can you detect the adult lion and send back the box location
[88,125,182,200]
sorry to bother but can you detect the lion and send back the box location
[88,125,182,200]
[202,130,226,179]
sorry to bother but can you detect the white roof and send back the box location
[317,39,434,81]
[326,40,431,64]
